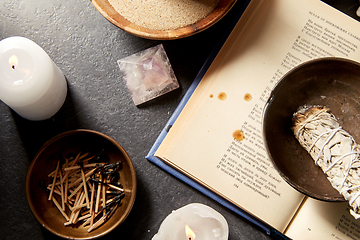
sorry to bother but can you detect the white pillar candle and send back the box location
[152,203,229,240]
[0,36,67,120]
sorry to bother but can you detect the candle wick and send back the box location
[11,65,15,69]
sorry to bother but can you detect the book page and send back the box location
[155,0,360,232]
[286,198,360,240]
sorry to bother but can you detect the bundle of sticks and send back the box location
[47,150,125,232]
[292,105,360,219]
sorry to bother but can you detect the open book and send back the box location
[146,0,360,239]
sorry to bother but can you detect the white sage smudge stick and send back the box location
[292,105,360,219]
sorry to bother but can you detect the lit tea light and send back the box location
[185,225,196,240]
[152,203,228,240]
[9,55,18,69]
[0,36,67,120]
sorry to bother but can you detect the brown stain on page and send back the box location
[218,92,227,100]
[210,92,251,101]
[233,129,245,141]
[244,93,252,101]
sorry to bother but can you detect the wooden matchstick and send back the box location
[68,168,96,188]
[48,161,59,201]
[64,158,69,205]
[71,192,85,224]
[68,181,85,200]
[87,214,106,232]
[90,181,95,215]
[69,191,82,212]
[107,184,124,192]
[77,213,91,221]
[52,196,69,221]
[102,180,106,214]
[64,163,102,171]
[61,154,81,184]
[58,169,65,211]
[80,167,90,208]
[79,152,89,160]
[95,176,102,213]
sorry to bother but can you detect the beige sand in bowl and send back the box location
[109,0,221,31]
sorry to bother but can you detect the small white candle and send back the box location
[0,36,67,120]
[152,203,229,240]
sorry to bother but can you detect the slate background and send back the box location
[0,0,359,239]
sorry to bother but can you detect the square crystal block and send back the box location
[117,44,179,105]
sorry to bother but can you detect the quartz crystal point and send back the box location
[117,44,179,105]
[292,105,360,219]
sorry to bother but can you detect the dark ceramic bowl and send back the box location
[26,129,137,239]
[263,57,360,202]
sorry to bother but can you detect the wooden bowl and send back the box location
[26,129,137,239]
[91,0,237,40]
[263,57,360,202]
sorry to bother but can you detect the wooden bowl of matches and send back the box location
[91,0,237,40]
[26,129,136,239]
[263,57,360,202]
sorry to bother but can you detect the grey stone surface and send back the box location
[0,0,358,239]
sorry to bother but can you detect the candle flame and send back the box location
[9,55,18,69]
[185,225,195,240]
